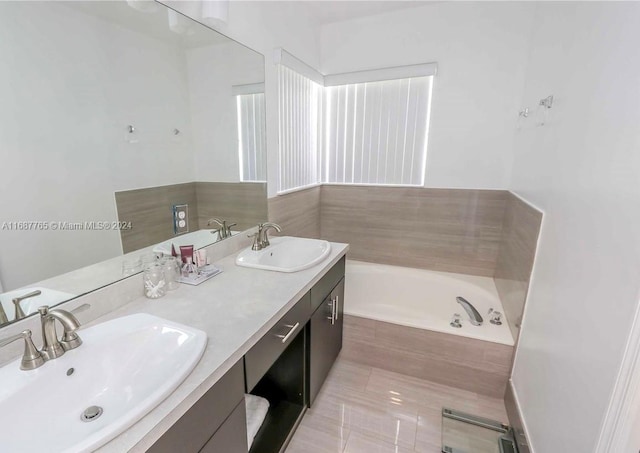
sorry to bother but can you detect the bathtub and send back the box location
[344,260,514,346]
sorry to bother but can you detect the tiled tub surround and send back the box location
[0,231,349,452]
[342,315,513,398]
[320,185,508,277]
[268,186,321,239]
[115,181,267,253]
[493,193,543,340]
[270,185,542,340]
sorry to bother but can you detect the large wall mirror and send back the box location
[0,1,267,326]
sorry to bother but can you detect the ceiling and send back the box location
[303,1,436,25]
[63,1,233,50]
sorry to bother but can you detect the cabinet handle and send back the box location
[275,322,300,344]
[327,297,337,325]
[334,295,339,322]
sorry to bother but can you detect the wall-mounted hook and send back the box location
[539,95,554,109]
[125,124,139,143]
[518,107,530,118]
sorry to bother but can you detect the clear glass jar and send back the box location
[160,256,180,291]
[143,263,166,299]
[141,252,159,268]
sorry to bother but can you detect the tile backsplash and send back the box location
[115,182,267,253]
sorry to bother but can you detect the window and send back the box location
[277,65,323,193]
[275,49,436,191]
[236,91,267,182]
[324,76,433,186]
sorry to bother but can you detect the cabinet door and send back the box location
[309,278,344,406]
[148,361,245,453]
[200,400,248,453]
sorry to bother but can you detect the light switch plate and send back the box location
[173,204,188,235]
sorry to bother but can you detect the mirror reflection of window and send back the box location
[234,84,267,182]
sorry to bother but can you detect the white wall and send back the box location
[509,3,640,452]
[162,1,321,197]
[186,41,263,182]
[319,2,535,189]
[0,2,194,289]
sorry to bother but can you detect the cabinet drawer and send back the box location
[200,400,248,453]
[310,256,345,312]
[147,360,245,453]
[245,293,311,391]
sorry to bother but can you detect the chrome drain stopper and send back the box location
[81,406,104,422]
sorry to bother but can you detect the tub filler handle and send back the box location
[456,297,483,326]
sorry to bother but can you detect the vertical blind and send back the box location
[237,92,267,182]
[277,65,322,192]
[324,76,433,186]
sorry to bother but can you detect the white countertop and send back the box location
[94,242,349,452]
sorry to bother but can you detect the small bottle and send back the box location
[179,245,197,276]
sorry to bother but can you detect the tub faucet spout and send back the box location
[456,297,483,326]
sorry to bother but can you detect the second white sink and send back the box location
[236,236,331,272]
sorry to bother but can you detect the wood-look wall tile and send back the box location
[195,182,267,231]
[342,338,508,397]
[115,183,198,253]
[115,182,267,254]
[493,193,542,340]
[374,320,513,375]
[320,185,508,277]
[268,186,321,238]
[343,316,512,398]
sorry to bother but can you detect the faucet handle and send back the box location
[0,330,45,370]
[248,232,262,251]
[488,308,503,325]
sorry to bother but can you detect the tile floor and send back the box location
[286,356,508,453]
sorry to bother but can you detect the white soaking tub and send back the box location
[344,260,514,346]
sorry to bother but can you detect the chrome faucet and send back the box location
[12,290,42,321]
[38,306,82,360]
[249,223,282,251]
[0,305,83,370]
[259,223,282,248]
[456,297,483,326]
[207,218,237,239]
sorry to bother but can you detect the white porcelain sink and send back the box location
[236,236,331,272]
[0,313,207,453]
[0,287,76,323]
[153,229,237,255]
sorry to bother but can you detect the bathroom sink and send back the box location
[236,236,332,272]
[0,287,76,323]
[152,228,237,255]
[0,313,207,453]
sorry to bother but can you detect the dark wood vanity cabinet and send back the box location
[147,256,346,453]
[309,277,344,406]
[147,360,247,453]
